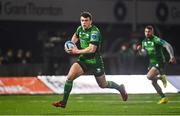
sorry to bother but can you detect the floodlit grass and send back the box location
[0,93,180,115]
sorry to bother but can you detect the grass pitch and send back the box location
[0,93,180,115]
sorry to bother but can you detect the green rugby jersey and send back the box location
[75,25,103,64]
[142,35,166,67]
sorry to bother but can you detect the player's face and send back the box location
[80,16,92,30]
[144,28,153,38]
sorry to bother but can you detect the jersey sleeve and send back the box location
[154,36,166,46]
[90,30,100,46]
[75,26,81,38]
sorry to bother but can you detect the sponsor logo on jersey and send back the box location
[91,33,97,41]
[79,32,89,38]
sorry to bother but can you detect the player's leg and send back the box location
[95,74,128,101]
[147,67,164,96]
[150,64,167,88]
[147,67,159,80]
[147,67,168,104]
[160,74,167,88]
[158,64,167,88]
[152,79,168,104]
[147,65,167,88]
[52,62,84,108]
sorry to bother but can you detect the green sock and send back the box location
[107,81,120,90]
[62,80,73,104]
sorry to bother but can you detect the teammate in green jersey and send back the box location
[137,25,176,104]
[52,11,128,108]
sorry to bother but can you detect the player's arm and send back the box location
[69,33,97,55]
[70,33,97,54]
[70,30,99,55]
[71,33,79,43]
[161,40,176,64]
[136,43,146,56]
[71,43,97,55]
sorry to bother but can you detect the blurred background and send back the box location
[0,0,179,76]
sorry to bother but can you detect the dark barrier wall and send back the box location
[0,64,43,76]
[0,57,179,76]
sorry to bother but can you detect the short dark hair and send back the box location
[80,11,92,20]
[145,25,154,32]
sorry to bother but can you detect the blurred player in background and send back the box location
[137,25,176,104]
[52,11,128,108]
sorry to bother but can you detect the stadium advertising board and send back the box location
[0,0,180,24]
[137,1,180,24]
[38,75,178,94]
[0,0,128,23]
[0,77,53,94]
[0,75,179,94]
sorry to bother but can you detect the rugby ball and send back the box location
[64,41,76,53]
[140,48,147,56]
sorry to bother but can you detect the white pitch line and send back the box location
[76,100,180,103]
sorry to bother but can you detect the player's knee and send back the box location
[98,83,107,88]
[67,75,73,81]
[67,78,73,81]
[98,84,106,88]
[147,75,153,80]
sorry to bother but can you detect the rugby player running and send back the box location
[52,11,128,108]
[137,25,176,104]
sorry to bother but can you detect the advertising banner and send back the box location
[167,76,180,92]
[0,77,53,94]
[1,0,180,24]
[1,75,178,94]
[0,0,129,23]
[38,75,178,94]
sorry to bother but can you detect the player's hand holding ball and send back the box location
[64,41,77,55]
[136,45,147,56]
